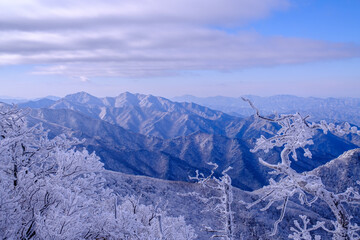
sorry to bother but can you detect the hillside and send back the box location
[47,92,244,139]
[104,148,360,239]
[23,92,359,191]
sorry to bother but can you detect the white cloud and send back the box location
[0,0,289,23]
[0,0,359,78]
[79,76,89,82]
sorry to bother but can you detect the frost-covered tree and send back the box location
[188,163,234,240]
[242,98,360,240]
[34,149,114,239]
[288,215,323,240]
[0,105,196,239]
[0,106,113,239]
[102,195,197,239]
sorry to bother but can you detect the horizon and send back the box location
[1,90,360,102]
[0,0,359,98]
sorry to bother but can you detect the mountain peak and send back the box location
[114,92,172,110]
[65,91,93,98]
[64,92,102,105]
[115,92,142,107]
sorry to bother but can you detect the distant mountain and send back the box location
[19,98,56,109]
[172,95,360,126]
[46,91,245,139]
[26,103,358,191]
[0,95,60,106]
[0,97,28,104]
[15,91,358,191]
[35,95,61,101]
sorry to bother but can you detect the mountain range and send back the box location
[6,91,356,191]
[172,95,360,126]
[45,91,244,139]
[2,91,359,238]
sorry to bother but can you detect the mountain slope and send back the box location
[311,148,360,193]
[28,108,210,183]
[47,92,244,139]
[27,107,358,191]
[105,155,360,240]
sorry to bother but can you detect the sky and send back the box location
[0,0,359,99]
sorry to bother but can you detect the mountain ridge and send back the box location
[24,94,359,191]
[172,94,360,126]
[45,91,245,139]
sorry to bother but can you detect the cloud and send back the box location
[79,76,89,82]
[1,0,360,78]
[0,0,289,27]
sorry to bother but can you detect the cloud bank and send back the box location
[1,0,359,78]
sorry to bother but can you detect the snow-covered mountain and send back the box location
[10,91,359,239]
[24,92,359,191]
[172,95,360,126]
[311,148,360,193]
[28,108,263,190]
[0,97,28,104]
[18,98,56,109]
[46,91,243,139]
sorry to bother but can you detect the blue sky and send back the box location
[0,0,359,99]
[241,0,360,42]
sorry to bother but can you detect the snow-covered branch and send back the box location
[188,163,234,240]
[289,215,324,240]
[243,98,360,240]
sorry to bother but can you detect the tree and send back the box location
[242,97,360,240]
[0,105,196,239]
[187,162,234,240]
[102,195,197,239]
[0,106,113,239]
